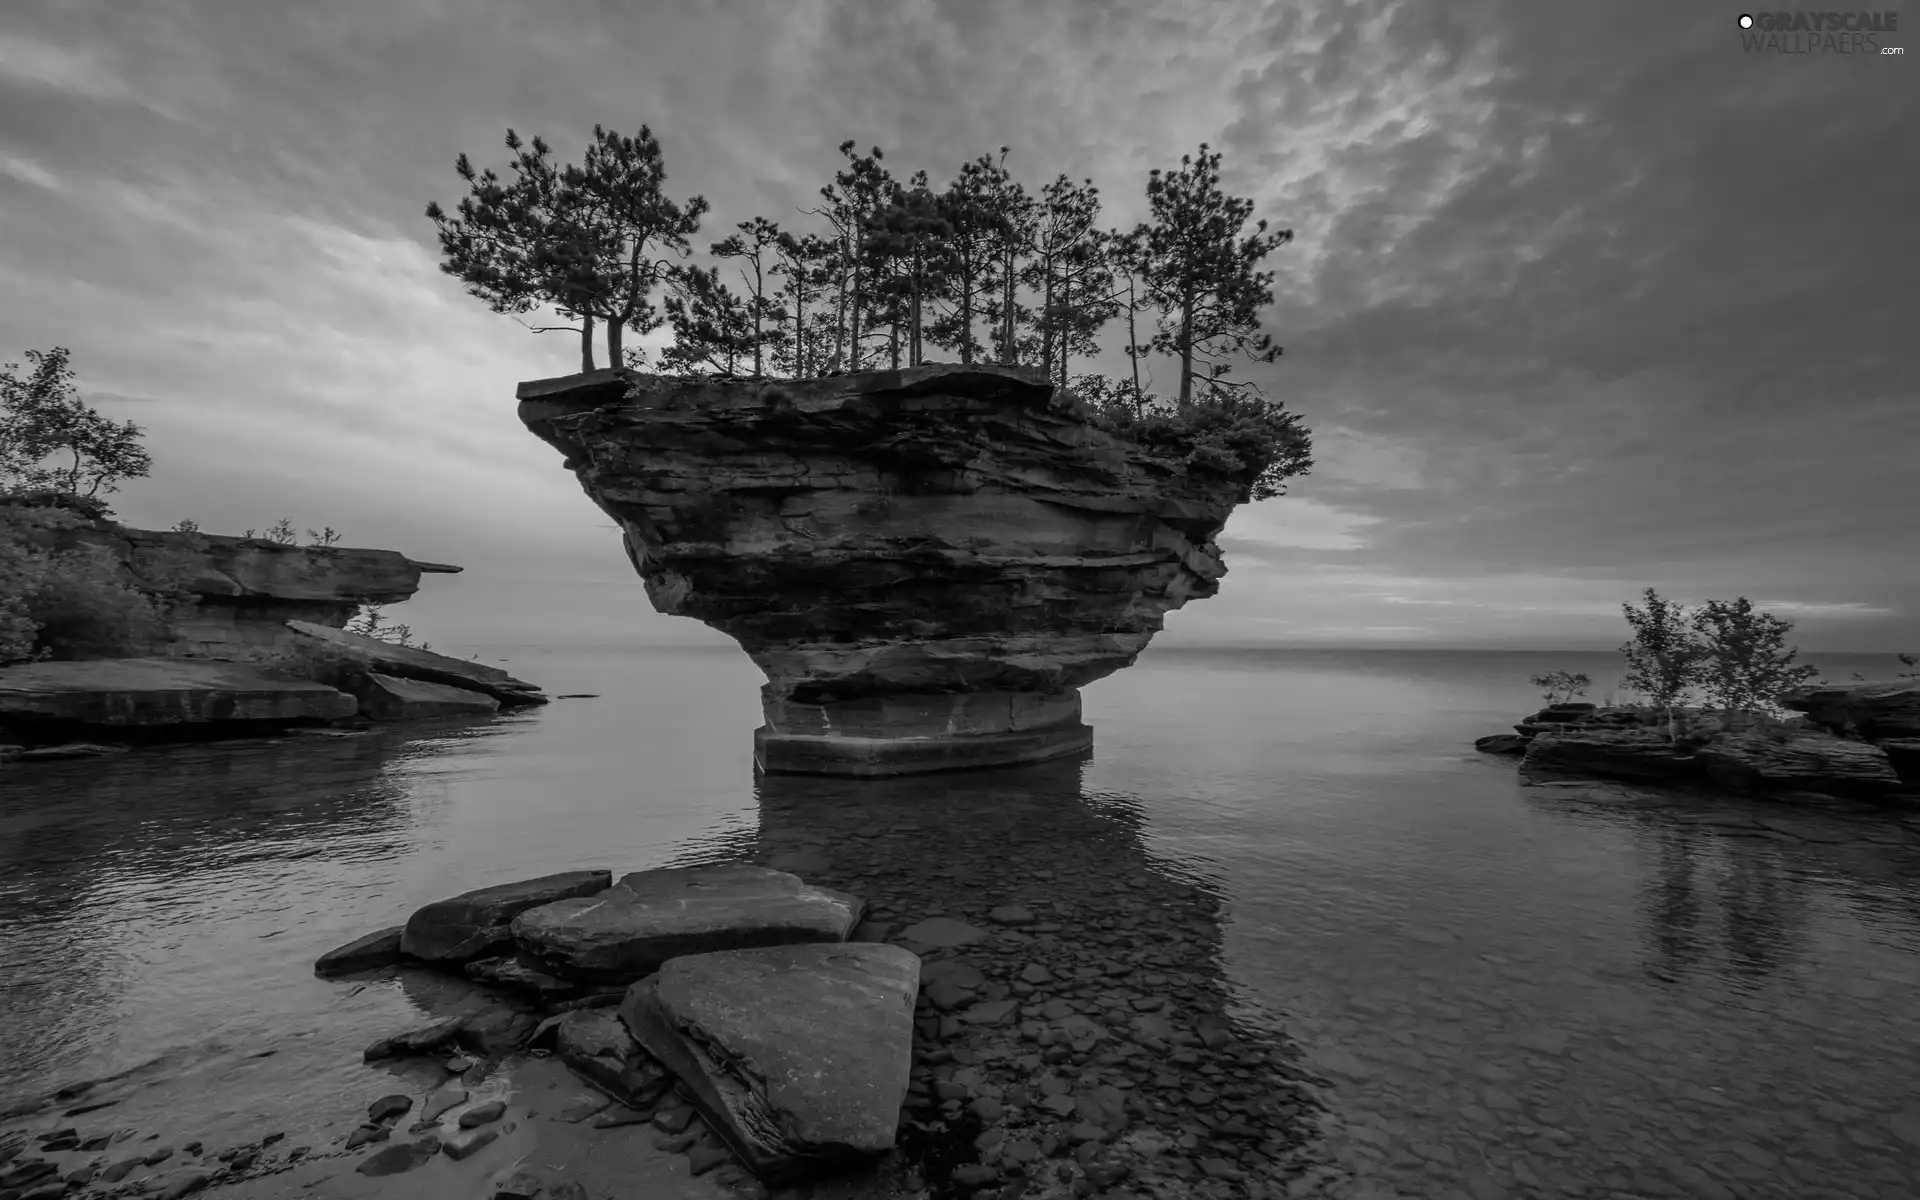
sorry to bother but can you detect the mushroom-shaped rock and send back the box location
[510,863,864,985]
[400,870,613,965]
[618,942,920,1183]
[516,364,1262,776]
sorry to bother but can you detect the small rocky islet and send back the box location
[1475,680,1920,805]
[289,857,1326,1200]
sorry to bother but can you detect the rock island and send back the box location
[519,362,1257,776]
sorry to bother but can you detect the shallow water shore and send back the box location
[5,646,1919,1200]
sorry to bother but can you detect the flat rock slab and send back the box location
[354,672,501,721]
[314,926,405,976]
[0,657,355,726]
[619,941,920,1184]
[286,620,548,706]
[402,870,613,965]
[511,863,864,985]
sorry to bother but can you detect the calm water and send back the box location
[3,645,1919,1199]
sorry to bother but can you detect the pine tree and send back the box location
[427,126,709,373]
[1105,227,1153,412]
[862,172,953,368]
[771,232,833,378]
[1137,144,1293,409]
[967,150,1037,365]
[711,217,787,377]
[659,265,755,375]
[927,153,1011,364]
[810,143,894,374]
[425,130,602,371]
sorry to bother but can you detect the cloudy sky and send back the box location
[2,0,1914,652]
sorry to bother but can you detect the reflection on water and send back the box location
[1,646,1917,1199]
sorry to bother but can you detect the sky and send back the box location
[2,0,1915,653]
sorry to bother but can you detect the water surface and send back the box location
[2,646,1917,1199]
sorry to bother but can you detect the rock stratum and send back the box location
[1,512,545,749]
[517,363,1253,775]
[37,517,462,659]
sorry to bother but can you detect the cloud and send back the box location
[0,0,1913,652]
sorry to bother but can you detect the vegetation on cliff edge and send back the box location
[428,130,1314,499]
[1532,589,1826,743]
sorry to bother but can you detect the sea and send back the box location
[2,645,1917,1200]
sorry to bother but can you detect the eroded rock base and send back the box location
[754,723,1095,777]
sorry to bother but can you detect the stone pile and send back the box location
[316,863,911,1185]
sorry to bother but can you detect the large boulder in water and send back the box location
[511,863,864,984]
[619,942,920,1183]
[400,870,613,965]
[515,364,1264,776]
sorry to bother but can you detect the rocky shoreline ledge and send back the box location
[1474,681,1920,804]
[1,509,547,762]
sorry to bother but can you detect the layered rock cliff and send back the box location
[518,363,1254,773]
[37,518,460,659]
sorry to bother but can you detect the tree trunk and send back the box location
[606,313,624,371]
[751,261,764,378]
[910,243,923,367]
[580,312,596,373]
[1038,253,1055,382]
[795,288,809,379]
[1001,247,1017,363]
[832,239,849,372]
[1057,272,1071,391]
[1177,283,1196,409]
[849,255,864,373]
[1125,276,1141,409]
[958,255,974,364]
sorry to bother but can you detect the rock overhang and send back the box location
[517,362,1256,773]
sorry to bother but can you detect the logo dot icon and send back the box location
[1738,14,1754,28]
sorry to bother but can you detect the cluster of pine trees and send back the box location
[427,126,1313,498]
[428,128,1293,408]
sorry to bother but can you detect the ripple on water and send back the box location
[2,648,1918,1200]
